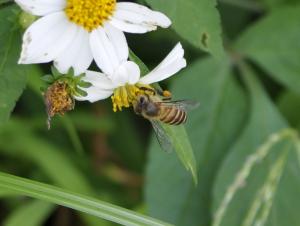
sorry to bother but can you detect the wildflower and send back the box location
[16,0,171,75]
[76,43,186,112]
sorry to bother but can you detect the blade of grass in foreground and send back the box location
[0,172,173,226]
[129,50,198,184]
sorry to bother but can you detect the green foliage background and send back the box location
[0,0,300,225]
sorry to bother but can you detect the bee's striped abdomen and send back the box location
[159,106,187,125]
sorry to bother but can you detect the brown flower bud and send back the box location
[44,81,74,129]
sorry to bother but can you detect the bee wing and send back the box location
[157,100,200,112]
[150,120,173,153]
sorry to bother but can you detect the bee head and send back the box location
[134,95,149,115]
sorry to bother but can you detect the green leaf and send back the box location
[212,64,300,226]
[41,74,54,83]
[0,172,173,226]
[258,0,299,9]
[145,0,224,58]
[235,6,300,95]
[277,91,300,127]
[161,124,198,183]
[0,6,28,126]
[129,50,197,183]
[4,201,54,226]
[0,120,109,226]
[146,57,247,226]
[0,121,94,194]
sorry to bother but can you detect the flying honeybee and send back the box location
[133,86,199,152]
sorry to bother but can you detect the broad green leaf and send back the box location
[213,64,300,226]
[0,172,173,226]
[235,6,300,95]
[146,57,247,226]
[145,0,224,58]
[129,50,198,183]
[4,201,54,226]
[0,188,18,197]
[0,6,27,126]
[277,91,300,127]
[258,0,299,9]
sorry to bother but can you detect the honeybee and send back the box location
[133,87,199,152]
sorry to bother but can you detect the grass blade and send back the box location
[0,172,173,226]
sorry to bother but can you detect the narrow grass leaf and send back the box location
[0,172,173,226]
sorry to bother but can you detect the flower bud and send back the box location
[44,81,74,129]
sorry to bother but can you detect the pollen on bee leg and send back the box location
[163,90,172,98]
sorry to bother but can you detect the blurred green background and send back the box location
[0,0,300,225]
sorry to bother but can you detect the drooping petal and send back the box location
[83,71,116,90]
[19,12,78,64]
[54,27,93,75]
[139,43,187,84]
[75,86,113,103]
[110,2,171,34]
[111,61,140,86]
[15,0,65,16]
[75,71,115,103]
[90,23,128,75]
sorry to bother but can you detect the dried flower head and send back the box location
[42,67,91,129]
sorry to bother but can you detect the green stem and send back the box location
[60,115,85,156]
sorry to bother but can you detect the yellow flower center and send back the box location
[111,84,156,112]
[65,0,116,32]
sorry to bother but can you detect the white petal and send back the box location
[54,28,93,75]
[110,2,171,34]
[15,0,65,16]
[111,61,140,86]
[75,86,113,103]
[139,43,187,84]
[104,23,128,63]
[109,17,152,34]
[76,70,115,103]
[90,23,128,75]
[83,71,116,90]
[19,12,77,64]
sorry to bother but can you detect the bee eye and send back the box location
[139,96,146,103]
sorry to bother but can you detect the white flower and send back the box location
[16,0,171,75]
[76,43,187,111]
